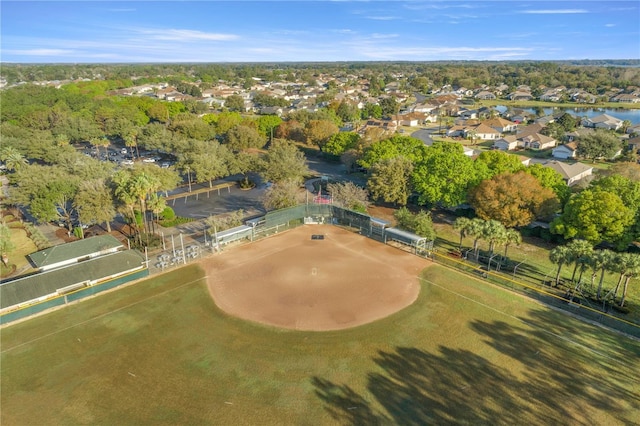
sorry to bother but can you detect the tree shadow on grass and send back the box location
[313,310,640,425]
[313,346,544,425]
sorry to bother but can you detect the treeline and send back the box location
[3,61,639,93]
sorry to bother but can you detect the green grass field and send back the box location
[2,264,639,425]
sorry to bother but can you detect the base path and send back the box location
[202,225,431,331]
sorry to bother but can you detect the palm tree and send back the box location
[468,218,486,258]
[589,249,615,299]
[453,217,472,248]
[124,130,140,159]
[90,137,109,160]
[482,220,507,258]
[0,147,28,172]
[620,254,640,307]
[565,239,593,283]
[549,245,572,287]
[503,228,522,258]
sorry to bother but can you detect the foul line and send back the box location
[1,276,207,354]
[421,276,625,363]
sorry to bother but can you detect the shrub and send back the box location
[161,207,176,221]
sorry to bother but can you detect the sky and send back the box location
[1,1,639,63]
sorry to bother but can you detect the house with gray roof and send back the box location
[581,114,623,131]
[543,160,593,186]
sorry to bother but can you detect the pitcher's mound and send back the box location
[203,225,430,331]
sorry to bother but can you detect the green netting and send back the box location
[331,206,372,231]
[65,269,150,303]
[0,297,65,325]
[0,269,150,325]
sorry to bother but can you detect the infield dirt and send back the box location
[203,225,431,330]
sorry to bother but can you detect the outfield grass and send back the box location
[2,264,639,425]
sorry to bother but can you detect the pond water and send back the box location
[496,105,640,125]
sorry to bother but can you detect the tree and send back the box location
[367,156,414,207]
[123,130,140,159]
[326,182,369,213]
[262,179,303,210]
[549,245,572,287]
[576,130,622,162]
[468,171,559,228]
[256,115,283,142]
[565,239,594,283]
[588,249,615,300]
[453,217,472,248]
[0,221,15,266]
[412,142,479,207]
[225,124,267,151]
[413,211,436,241]
[619,253,640,307]
[503,228,522,258]
[90,137,109,160]
[466,218,486,257]
[525,163,571,205]
[474,150,525,181]
[259,139,309,184]
[361,103,382,120]
[359,136,426,169]
[0,146,28,172]
[551,188,633,246]
[394,207,414,230]
[323,132,360,157]
[480,220,507,259]
[305,119,340,149]
[74,179,116,232]
[225,95,245,112]
[379,97,399,117]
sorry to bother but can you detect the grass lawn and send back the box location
[2,264,639,425]
[2,226,38,277]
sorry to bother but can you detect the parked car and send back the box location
[142,158,156,163]
[121,160,134,166]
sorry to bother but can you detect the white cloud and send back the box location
[137,29,239,41]
[605,24,616,27]
[522,9,588,14]
[370,33,399,39]
[4,48,75,56]
[365,15,399,21]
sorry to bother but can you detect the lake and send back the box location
[496,105,640,125]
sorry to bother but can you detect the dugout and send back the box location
[214,225,253,245]
[384,227,433,255]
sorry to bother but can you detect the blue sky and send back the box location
[2,1,639,63]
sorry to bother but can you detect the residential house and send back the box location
[627,124,640,136]
[474,90,496,100]
[493,135,519,151]
[543,161,593,186]
[459,109,479,120]
[507,91,534,101]
[610,93,640,103]
[520,133,557,150]
[483,117,518,133]
[627,135,640,153]
[468,123,501,140]
[581,114,623,131]
[552,142,578,160]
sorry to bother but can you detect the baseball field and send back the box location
[1,225,639,425]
